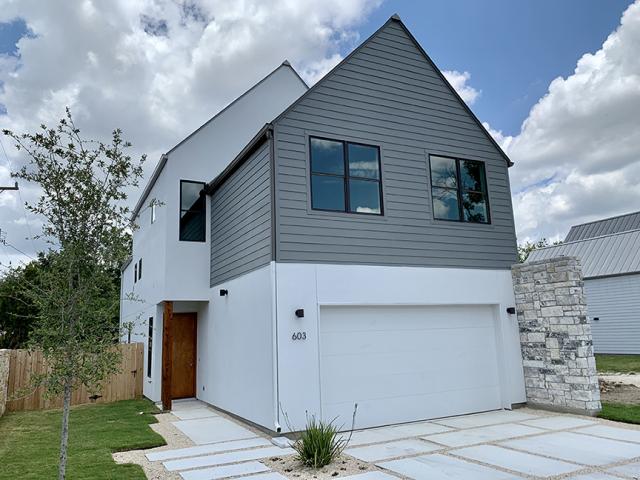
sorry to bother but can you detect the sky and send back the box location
[0,0,638,267]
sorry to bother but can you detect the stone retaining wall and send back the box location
[512,256,601,415]
[0,349,9,417]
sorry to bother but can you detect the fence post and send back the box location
[0,350,9,417]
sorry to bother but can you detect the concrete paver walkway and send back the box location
[128,401,640,480]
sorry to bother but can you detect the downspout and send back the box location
[267,128,282,433]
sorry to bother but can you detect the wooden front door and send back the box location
[171,312,197,399]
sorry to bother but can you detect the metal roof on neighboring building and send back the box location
[527,229,640,278]
[565,211,640,242]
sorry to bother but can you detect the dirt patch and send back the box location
[264,453,373,479]
[600,379,640,404]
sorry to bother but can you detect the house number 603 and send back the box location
[292,332,307,341]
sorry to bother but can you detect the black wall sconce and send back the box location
[295,309,304,318]
[219,289,228,297]
[506,307,516,315]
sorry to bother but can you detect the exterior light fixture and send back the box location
[220,289,228,297]
[506,307,516,314]
[295,309,304,318]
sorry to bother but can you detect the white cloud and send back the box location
[0,0,382,265]
[487,0,640,243]
[443,70,480,105]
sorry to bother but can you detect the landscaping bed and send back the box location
[0,398,165,480]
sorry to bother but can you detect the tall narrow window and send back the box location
[430,155,490,224]
[134,263,137,283]
[147,317,153,378]
[138,258,142,280]
[150,202,156,224]
[310,137,382,215]
[180,180,206,241]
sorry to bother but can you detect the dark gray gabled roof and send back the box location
[565,211,640,242]
[527,228,640,278]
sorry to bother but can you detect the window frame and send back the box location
[147,317,153,378]
[429,154,491,224]
[309,136,384,216]
[179,179,206,242]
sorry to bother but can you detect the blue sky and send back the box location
[362,0,633,136]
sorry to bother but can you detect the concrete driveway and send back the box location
[140,401,640,480]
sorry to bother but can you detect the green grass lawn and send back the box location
[599,403,640,424]
[595,354,640,373]
[0,398,165,480]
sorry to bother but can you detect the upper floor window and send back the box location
[430,155,490,224]
[180,180,206,242]
[310,137,383,215]
[138,258,142,280]
[150,202,156,224]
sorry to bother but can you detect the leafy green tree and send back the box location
[517,238,562,263]
[0,253,48,348]
[3,109,144,480]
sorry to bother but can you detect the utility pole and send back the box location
[0,181,18,193]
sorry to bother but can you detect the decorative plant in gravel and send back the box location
[293,416,348,468]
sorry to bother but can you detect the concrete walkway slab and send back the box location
[163,446,294,471]
[502,431,640,466]
[426,423,543,447]
[607,460,640,477]
[388,422,453,437]
[346,439,441,462]
[242,473,288,480]
[173,416,258,445]
[431,410,538,429]
[378,453,521,479]
[146,437,272,462]
[454,444,582,477]
[179,461,270,480]
[566,474,621,480]
[173,408,219,421]
[520,416,596,430]
[576,424,640,443]
[341,472,399,479]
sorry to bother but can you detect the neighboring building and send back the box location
[527,211,640,354]
[121,15,527,433]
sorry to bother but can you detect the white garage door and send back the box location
[319,305,503,429]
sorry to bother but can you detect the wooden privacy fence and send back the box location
[1,343,144,413]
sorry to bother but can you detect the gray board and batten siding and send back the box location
[210,140,272,286]
[271,18,518,269]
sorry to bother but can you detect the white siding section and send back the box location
[199,264,276,429]
[275,263,525,432]
[585,274,640,354]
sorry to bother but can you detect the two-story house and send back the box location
[121,15,526,434]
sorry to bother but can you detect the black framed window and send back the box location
[138,258,142,280]
[134,263,137,283]
[430,155,490,224]
[310,137,382,215]
[147,317,153,378]
[180,180,206,241]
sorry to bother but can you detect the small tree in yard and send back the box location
[3,109,145,480]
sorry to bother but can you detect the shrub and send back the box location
[293,416,347,468]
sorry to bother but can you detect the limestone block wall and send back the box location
[512,256,601,414]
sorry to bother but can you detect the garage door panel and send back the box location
[320,306,494,333]
[321,326,495,356]
[319,305,502,429]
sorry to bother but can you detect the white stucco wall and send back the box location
[198,264,276,430]
[275,263,526,432]
[119,64,307,397]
